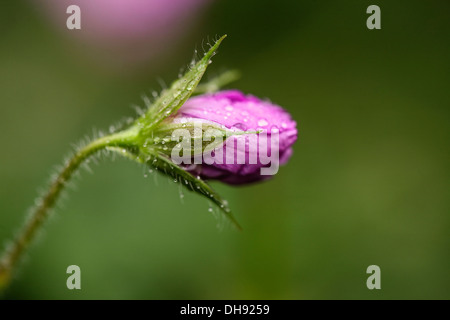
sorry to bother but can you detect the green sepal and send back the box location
[142,121,228,157]
[142,152,242,230]
[136,35,227,137]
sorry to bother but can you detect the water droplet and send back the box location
[203,110,208,115]
[225,106,233,111]
[161,140,165,145]
[281,122,288,129]
[257,119,268,127]
[270,126,279,133]
[208,207,213,213]
[178,183,185,203]
[243,118,248,122]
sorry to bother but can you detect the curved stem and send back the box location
[0,126,139,292]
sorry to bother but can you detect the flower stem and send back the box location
[0,126,139,292]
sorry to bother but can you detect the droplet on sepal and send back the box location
[178,183,185,203]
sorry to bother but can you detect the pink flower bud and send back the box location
[174,90,298,184]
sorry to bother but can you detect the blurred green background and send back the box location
[1,0,449,299]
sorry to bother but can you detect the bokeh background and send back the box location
[1,0,449,299]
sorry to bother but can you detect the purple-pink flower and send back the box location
[36,0,211,68]
[174,90,298,184]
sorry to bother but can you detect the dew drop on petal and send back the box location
[257,119,268,127]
